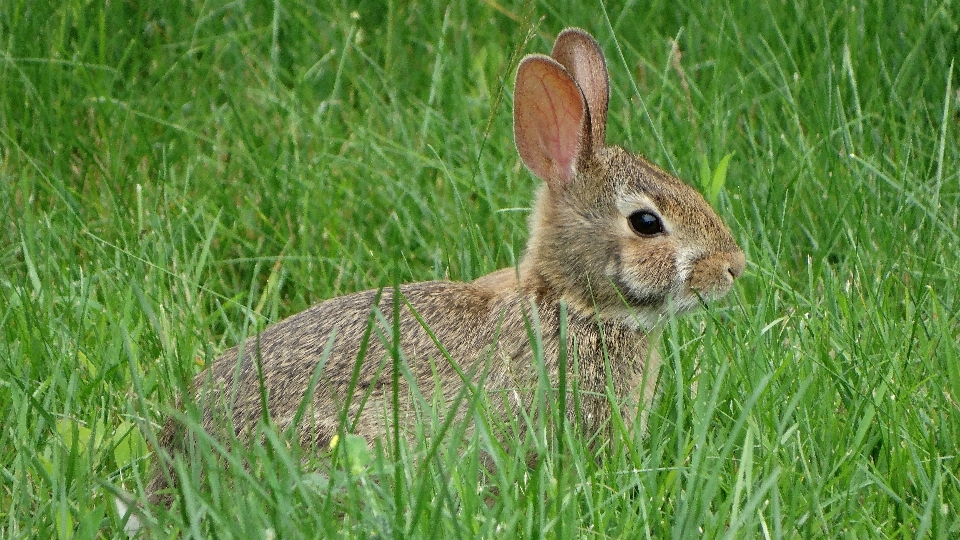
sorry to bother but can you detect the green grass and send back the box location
[2,0,959,537]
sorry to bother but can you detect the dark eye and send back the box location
[628,210,664,236]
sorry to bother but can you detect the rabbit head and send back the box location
[514,29,745,329]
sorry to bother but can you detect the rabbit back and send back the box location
[183,278,651,449]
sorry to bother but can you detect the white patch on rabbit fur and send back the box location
[615,193,670,229]
[673,245,699,292]
[607,303,665,331]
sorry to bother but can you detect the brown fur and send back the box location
[147,28,745,503]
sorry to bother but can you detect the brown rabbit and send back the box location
[147,28,745,503]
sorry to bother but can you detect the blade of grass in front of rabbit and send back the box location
[519,298,545,436]
[287,330,338,440]
[398,296,499,430]
[390,283,404,532]
[401,300,497,536]
[555,299,568,539]
[342,287,385,436]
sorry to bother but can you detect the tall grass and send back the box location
[1,0,958,537]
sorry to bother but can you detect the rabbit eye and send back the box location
[628,210,664,236]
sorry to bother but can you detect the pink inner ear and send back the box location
[514,57,589,190]
[551,29,609,147]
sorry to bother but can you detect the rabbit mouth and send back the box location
[612,279,666,309]
[608,268,730,323]
[609,277,695,318]
[603,284,707,330]
[685,267,738,304]
[689,283,734,302]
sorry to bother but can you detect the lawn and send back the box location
[1,0,958,538]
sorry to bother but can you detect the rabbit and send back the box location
[147,27,745,504]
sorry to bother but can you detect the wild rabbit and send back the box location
[148,27,745,503]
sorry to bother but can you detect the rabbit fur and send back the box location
[147,27,745,503]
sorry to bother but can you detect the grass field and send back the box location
[2,0,959,537]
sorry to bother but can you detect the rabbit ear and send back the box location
[551,28,609,147]
[514,54,592,190]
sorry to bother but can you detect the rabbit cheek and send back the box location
[613,240,676,303]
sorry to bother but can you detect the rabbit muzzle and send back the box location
[687,248,745,301]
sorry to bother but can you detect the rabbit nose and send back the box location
[727,250,746,280]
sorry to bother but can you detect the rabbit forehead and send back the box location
[603,147,700,205]
[605,150,722,214]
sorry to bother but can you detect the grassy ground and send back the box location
[2,0,959,537]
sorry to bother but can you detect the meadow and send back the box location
[1,0,958,537]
